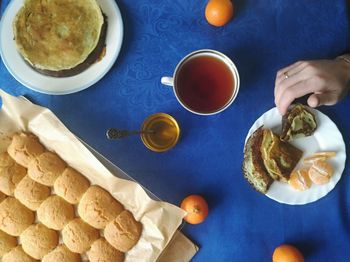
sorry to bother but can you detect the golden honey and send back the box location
[141,113,180,152]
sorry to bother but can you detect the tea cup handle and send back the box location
[161,77,174,87]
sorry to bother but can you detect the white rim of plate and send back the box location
[0,0,123,95]
[245,107,346,205]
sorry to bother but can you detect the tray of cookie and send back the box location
[0,89,190,262]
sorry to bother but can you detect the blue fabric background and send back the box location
[1,0,350,261]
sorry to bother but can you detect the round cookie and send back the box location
[54,167,90,204]
[87,238,124,262]
[20,223,59,260]
[0,191,6,203]
[78,186,124,229]
[104,210,142,252]
[0,162,26,196]
[42,244,82,262]
[0,230,17,257]
[14,175,51,211]
[28,151,66,186]
[2,246,38,262]
[7,132,45,168]
[37,195,75,230]
[62,218,100,254]
[0,152,14,168]
[0,197,35,236]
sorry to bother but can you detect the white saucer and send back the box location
[0,0,123,95]
[245,107,346,205]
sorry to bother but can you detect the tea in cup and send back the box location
[161,49,239,115]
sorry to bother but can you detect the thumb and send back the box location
[307,93,338,108]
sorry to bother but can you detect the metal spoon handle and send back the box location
[106,128,154,139]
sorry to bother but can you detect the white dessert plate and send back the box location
[0,0,123,95]
[245,107,346,205]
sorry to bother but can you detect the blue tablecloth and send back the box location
[1,0,350,261]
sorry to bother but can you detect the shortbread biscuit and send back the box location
[37,195,75,230]
[28,151,66,186]
[0,197,34,236]
[104,210,142,252]
[62,218,99,254]
[78,186,124,229]
[42,244,82,262]
[20,223,59,260]
[0,161,26,196]
[2,246,38,262]
[14,175,51,211]
[0,191,6,203]
[7,132,45,168]
[87,238,124,262]
[0,152,14,168]
[54,167,90,204]
[0,230,17,257]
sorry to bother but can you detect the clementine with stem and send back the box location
[180,195,209,224]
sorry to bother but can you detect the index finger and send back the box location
[275,81,316,115]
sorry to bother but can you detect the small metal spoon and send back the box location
[106,128,155,139]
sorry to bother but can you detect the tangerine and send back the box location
[273,244,304,262]
[205,0,234,27]
[180,195,209,224]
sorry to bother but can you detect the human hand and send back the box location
[274,58,350,115]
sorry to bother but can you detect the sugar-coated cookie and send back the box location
[87,238,124,262]
[37,195,75,230]
[62,218,99,254]
[28,151,66,186]
[42,244,82,262]
[2,246,38,262]
[0,191,6,203]
[14,175,51,211]
[0,197,34,236]
[0,230,17,257]
[7,133,45,168]
[20,223,59,260]
[104,210,142,252]
[54,167,90,204]
[0,152,14,168]
[78,186,124,229]
[0,161,26,196]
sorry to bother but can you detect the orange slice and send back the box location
[289,169,312,191]
[303,151,336,165]
[308,160,333,185]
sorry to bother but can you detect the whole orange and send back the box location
[180,195,209,224]
[205,0,234,27]
[272,244,304,262]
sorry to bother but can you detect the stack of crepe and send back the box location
[13,0,107,77]
[242,104,317,194]
[242,127,303,194]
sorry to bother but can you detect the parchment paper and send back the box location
[0,89,195,261]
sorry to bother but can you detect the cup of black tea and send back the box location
[161,49,239,115]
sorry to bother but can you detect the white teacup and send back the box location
[161,49,240,115]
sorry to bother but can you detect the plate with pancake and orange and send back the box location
[242,104,346,205]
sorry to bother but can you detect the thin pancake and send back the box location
[13,0,104,73]
[242,126,273,194]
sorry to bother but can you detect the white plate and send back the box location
[0,0,123,95]
[245,107,346,205]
